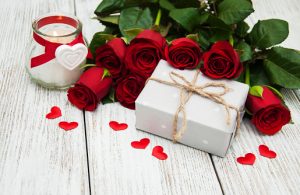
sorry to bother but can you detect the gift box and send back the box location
[135,60,249,157]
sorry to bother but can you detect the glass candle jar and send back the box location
[28,13,87,89]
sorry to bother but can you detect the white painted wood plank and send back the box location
[0,0,89,194]
[213,120,300,194]
[84,104,223,195]
[246,0,300,50]
[75,0,105,42]
[76,0,300,194]
[282,89,300,123]
[75,0,223,194]
[213,1,300,194]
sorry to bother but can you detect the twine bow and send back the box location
[148,70,241,142]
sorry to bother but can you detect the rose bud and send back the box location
[67,67,112,111]
[165,38,202,69]
[95,38,126,78]
[246,86,291,135]
[125,30,166,78]
[115,73,146,110]
[200,41,243,79]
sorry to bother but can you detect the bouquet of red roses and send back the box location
[67,0,300,136]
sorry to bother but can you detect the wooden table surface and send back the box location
[1,0,300,194]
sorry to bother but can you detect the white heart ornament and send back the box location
[55,43,88,70]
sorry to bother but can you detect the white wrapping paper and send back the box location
[135,60,249,157]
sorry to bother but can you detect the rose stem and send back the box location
[229,35,234,46]
[155,9,162,26]
[245,63,251,86]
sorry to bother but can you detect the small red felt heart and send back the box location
[59,121,78,131]
[131,138,150,149]
[46,106,62,119]
[109,121,128,131]
[237,153,256,165]
[259,145,277,159]
[152,146,168,160]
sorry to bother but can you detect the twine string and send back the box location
[148,70,241,142]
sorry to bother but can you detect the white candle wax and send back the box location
[46,29,74,43]
[29,19,85,89]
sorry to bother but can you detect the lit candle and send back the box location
[45,29,74,43]
[29,13,86,89]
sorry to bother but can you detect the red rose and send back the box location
[68,84,98,111]
[246,86,291,135]
[125,30,166,77]
[68,67,112,111]
[95,38,126,78]
[115,73,146,109]
[165,38,202,69]
[201,41,243,79]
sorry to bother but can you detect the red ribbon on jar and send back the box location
[31,15,92,68]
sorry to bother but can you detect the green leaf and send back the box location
[80,64,97,70]
[102,88,116,105]
[95,0,161,16]
[89,33,115,56]
[123,28,144,41]
[236,21,250,37]
[168,0,200,8]
[197,30,211,50]
[169,8,209,32]
[125,0,157,4]
[264,59,300,89]
[103,26,120,34]
[262,47,300,88]
[102,68,111,79]
[159,0,175,11]
[235,41,252,62]
[96,15,120,25]
[249,86,264,98]
[234,69,244,83]
[119,7,153,40]
[166,35,179,43]
[249,60,271,86]
[248,19,289,49]
[95,0,125,16]
[206,16,232,42]
[217,0,254,25]
[158,22,172,37]
[265,85,283,100]
[186,34,199,42]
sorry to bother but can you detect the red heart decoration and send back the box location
[131,138,150,149]
[109,121,128,131]
[259,145,277,159]
[152,146,168,160]
[46,106,62,119]
[237,153,256,165]
[59,121,78,131]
